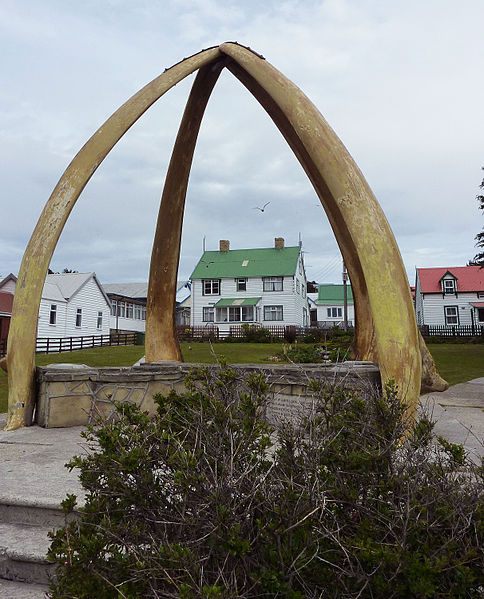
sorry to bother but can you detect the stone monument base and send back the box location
[35,362,381,429]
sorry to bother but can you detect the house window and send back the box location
[75,308,82,327]
[97,311,103,329]
[49,304,57,325]
[203,307,214,322]
[127,303,134,319]
[215,306,254,322]
[477,308,484,323]
[296,279,300,294]
[119,302,126,318]
[111,300,117,316]
[263,277,283,292]
[443,279,456,294]
[215,307,226,322]
[134,305,141,320]
[327,307,342,318]
[228,307,240,322]
[203,279,221,295]
[264,305,283,321]
[236,278,247,292]
[241,306,254,321]
[444,306,459,326]
[478,292,484,299]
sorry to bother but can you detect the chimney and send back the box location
[274,237,285,250]
[219,239,230,252]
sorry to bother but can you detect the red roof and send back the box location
[417,266,484,293]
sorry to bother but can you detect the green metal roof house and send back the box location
[190,238,310,332]
[313,283,354,327]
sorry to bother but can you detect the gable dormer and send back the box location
[440,271,457,296]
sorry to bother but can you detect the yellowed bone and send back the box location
[6,42,445,430]
[5,48,221,430]
[220,43,423,413]
[146,62,224,363]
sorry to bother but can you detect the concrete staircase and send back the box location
[0,496,68,598]
[0,414,85,599]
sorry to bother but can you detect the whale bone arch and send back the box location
[4,43,445,430]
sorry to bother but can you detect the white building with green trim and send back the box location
[314,284,354,327]
[190,238,310,332]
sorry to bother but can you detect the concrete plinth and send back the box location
[36,362,381,428]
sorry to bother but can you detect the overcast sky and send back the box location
[1,0,483,286]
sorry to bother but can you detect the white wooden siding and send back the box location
[109,315,146,332]
[293,255,310,326]
[63,278,111,337]
[191,253,309,331]
[420,292,478,326]
[37,299,68,338]
[316,303,355,325]
[415,273,424,324]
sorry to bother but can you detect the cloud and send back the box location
[1,0,483,286]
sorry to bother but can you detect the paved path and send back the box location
[421,377,484,461]
[0,415,84,508]
[0,378,482,506]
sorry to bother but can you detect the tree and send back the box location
[47,268,79,274]
[471,167,484,266]
[306,280,318,293]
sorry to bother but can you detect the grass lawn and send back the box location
[426,343,484,387]
[1,342,483,414]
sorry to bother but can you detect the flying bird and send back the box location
[253,202,271,212]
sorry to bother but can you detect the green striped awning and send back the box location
[214,297,261,307]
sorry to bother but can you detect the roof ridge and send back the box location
[417,265,481,270]
[202,246,300,253]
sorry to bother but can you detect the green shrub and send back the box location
[280,340,351,364]
[281,344,329,363]
[241,324,273,343]
[48,369,483,598]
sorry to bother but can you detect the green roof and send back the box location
[316,284,353,305]
[215,297,261,307]
[191,246,300,279]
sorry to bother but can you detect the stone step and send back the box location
[0,523,55,586]
[0,499,67,529]
[0,579,48,598]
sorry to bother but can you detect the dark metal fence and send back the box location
[419,324,484,338]
[35,332,137,354]
[176,325,353,342]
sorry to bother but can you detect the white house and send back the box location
[0,272,111,339]
[190,238,310,332]
[313,284,355,328]
[103,280,192,332]
[103,282,148,333]
[415,266,484,327]
[176,282,191,326]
